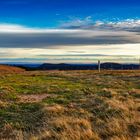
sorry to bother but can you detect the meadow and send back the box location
[0,69,140,140]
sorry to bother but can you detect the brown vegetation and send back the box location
[0,70,140,140]
[0,65,25,73]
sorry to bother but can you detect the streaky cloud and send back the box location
[0,23,139,48]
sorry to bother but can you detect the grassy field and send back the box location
[0,70,140,140]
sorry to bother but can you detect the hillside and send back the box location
[0,65,25,73]
[0,70,140,139]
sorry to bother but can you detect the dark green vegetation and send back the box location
[0,70,140,140]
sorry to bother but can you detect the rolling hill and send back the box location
[0,65,25,73]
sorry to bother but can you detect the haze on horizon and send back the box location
[0,0,140,64]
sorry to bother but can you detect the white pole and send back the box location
[139,58,140,70]
[98,60,101,72]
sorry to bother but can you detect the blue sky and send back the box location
[0,0,140,63]
[0,0,140,27]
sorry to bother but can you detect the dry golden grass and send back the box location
[0,70,140,140]
[0,65,25,73]
[32,117,99,140]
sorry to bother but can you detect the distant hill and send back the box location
[38,63,140,70]
[101,62,140,70]
[3,62,140,71]
[39,63,97,70]
[0,65,25,73]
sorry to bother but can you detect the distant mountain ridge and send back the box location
[4,62,140,71]
[38,62,140,70]
[39,63,97,70]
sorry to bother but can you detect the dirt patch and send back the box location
[18,94,55,103]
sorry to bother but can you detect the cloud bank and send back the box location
[0,22,140,49]
[0,19,140,63]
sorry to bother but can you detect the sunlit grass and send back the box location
[0,70,140,139]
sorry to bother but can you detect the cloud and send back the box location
[0,23,139,49]
[60,16,92,29]
[97,19,140,32]
[0,23,71,33]
[0,22,139,63]
[61,18,140,32]
[0,23,32,33]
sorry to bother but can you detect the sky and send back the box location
[0,0,140,63]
